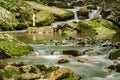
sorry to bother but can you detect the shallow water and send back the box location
[3,7,120,79]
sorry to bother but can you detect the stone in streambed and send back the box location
[63,50,81,56]
[18,73,40,80]
[109,49,120,60]
[75,57,90,63]
[56,58,70,64]
[47,67,74,80]
[26,26,54,33]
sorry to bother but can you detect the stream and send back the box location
[3,7,120,80]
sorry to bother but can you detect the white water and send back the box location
[89,7,101,19]
[5,7,120,79]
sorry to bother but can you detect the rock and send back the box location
[77,6,89,19]
[109,49,120,60]
[56,22,78,35]
[105,63,120,72]
[0,33,33,56]
[87,5,97,9]
[63,50,81,56]
[36,64,48,72]
[18,73,40,80]
[11,62,25,67]
[47,67,74,80]
[101,0,120,26]
[0,6,17,30]
[75,57,90,63]
[19,65,31,73]
[36,10,54,26]
[86,52,103,56]
[26,26,54,33]
[26,1,74,21]
[0,60,8,69]
[56,58,70,64]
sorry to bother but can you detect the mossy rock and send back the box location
[36,10,54,26]
[0,6,17,30]
[0,33,33,56]
[26,1,74,21]
[78,20,116,35]
[109,49,120,60]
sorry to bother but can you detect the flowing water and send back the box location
[3,7,120,80]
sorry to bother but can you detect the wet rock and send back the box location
[75,57,90,63]
[18,73,40,80]
[36,64,48,72]
[77,6,89,19]
[19,65,31,73]
[87,5,97,10]
[109,49,120,60]
[47,66,59,73]
[47,67,74,80]
[63,50,81,56]
[86,52,103,56]
[106,63,120,73]
[56,58,70,64]
[11,62,25,67]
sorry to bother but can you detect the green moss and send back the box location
[0,68,21,78]
[36,10,54,26]
[63,77,78,80]
[26,1,74,20]
[109,49,120,60]
[0,34,33,56]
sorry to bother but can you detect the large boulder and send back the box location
[36,11,54,26]
[101,0,120,27]
[0,33,33,56]
[0,7,17,30]
[63,50,81,56]
[26,1,74,21]
[77,6,89,19]
[47,67,74,80]
[109,49,120,60]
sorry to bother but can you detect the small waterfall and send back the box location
[89,7,101,19]
[67,7,80,22]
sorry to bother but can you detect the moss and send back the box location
[0,60,8,69]
[109,49,120,60]
[0,34,33,56]
[63,77,78,80]
[36,10,54,26]
[26,1,74,21]
[0,68,21,78]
